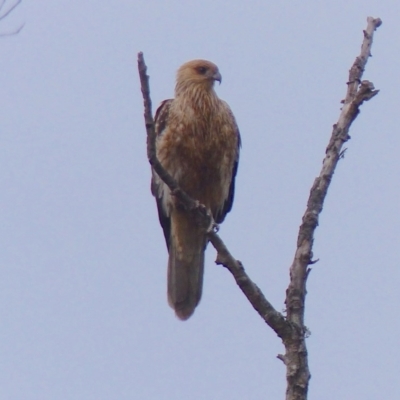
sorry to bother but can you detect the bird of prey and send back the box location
[151,59,241,320]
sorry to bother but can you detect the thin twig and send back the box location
[0,21,23,36]
[0,0,21,21]
[0,0,23,37]
[139,52,209,219]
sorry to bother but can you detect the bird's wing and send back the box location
[151,99,173,249]
[214,106,241,224]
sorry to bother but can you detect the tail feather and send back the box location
[167,210,206,320]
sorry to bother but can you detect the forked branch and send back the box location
[138,16,381,400]
[282,16,381,400]
[138,52,288,339]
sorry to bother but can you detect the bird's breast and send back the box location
[157,109,237,209]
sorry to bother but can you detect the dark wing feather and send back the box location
[154,99,172,136]
[151,99,173,249]
[154,193,171,249]
[214,128,241,224]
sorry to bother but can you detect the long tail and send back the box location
[167,209,206,320]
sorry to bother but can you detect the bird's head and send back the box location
[175,59,222,94]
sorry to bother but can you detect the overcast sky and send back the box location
[1,1,399,399]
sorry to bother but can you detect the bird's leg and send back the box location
[170,189,218,232]
[170,188,190,211]
[209,218,219,233]
[195,203,219,233]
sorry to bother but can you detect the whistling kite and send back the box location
[151,60,240,319]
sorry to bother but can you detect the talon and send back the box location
[204,210,217,233]
[212,222,219,233]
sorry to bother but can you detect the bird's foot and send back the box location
[210,221,219,233]
[194,203,217,233]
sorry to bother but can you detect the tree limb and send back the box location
[138,52,289,338]
[283,16,381,400]
[138,16,381,400]
[209,231,289,337]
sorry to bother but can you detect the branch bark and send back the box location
[138,16,381,400]
[283,16,381,400]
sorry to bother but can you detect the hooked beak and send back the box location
[213,71,222,84]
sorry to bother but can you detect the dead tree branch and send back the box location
[138,16,381,400]
[138,52,288,338]
[282,16,381,400]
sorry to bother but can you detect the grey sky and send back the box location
[1,1,399,399]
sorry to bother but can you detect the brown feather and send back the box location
[167,209,206,320]
[151,59,240,319]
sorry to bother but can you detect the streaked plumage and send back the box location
[151,60,240,320]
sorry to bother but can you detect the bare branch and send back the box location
[138,53,200,213]
[137,52,290,338]
[283,16,381,400]
[138,16,381,400]
[208,231,289,338]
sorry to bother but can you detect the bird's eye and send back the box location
[197,66,207,74]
